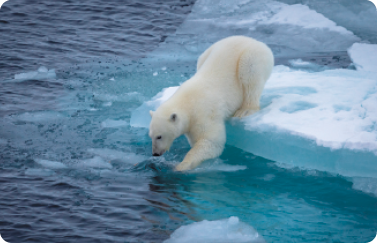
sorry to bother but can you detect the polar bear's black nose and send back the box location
[153,153,160,156]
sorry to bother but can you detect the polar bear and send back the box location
[149,36,274,171]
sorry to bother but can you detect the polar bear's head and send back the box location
[149,110,180,156]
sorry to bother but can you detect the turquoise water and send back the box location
[1,0,377,242]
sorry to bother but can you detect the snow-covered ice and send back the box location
[348,43,377,72]
[263,4,354,36]
[164,217,265,243]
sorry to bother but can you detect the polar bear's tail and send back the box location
[233,41,274,118]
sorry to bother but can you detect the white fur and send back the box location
[149,36,274,171]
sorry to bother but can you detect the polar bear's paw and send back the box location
[175,162,194,171]
[233,108,258,118]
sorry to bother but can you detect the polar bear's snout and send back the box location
[152,147,165,156]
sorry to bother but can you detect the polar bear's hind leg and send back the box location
[233,48,273,118]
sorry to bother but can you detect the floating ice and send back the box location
[77,156,113,169]
[264,4,354,36]
[14,66,56,80]
[348,43,377,72]
[164,216,265,243]
[100,119,129,128]
[34,159,67,169]
[145,0,360,64]
[25,168,55,177]
[93,92,144,103]
[87,148,147,164]
[131,49,377,177]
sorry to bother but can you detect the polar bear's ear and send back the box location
[170,113,177,122]
[149,110,154,117]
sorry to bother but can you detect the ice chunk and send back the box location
[348,43,377,72]
[34,159,67,169]
[14,66,56,80]
[164,216,265,243]
[77,156,113,169]
[101,119,129,128]
[25,168,55,177]
[131,64,377,178]
[87,148,147,164]
[288,59,328,72]
[93,92,144,103]
[264,4,354,36]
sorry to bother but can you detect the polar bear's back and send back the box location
[192,36,274,117]
[197,36,273,81]
[164,36,273,120]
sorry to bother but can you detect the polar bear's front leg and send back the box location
[175,139,224,171]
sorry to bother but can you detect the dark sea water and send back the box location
[1,0,377,242]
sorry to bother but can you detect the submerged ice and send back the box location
[131,43,377,178]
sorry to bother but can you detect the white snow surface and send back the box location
[0,0,7,7]
[254,67,377,152]
[164,217,265,243]
[348,43,377,72]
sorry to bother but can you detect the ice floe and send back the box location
[164,216,265,243]
[14,66,56,80]
[263,4,354,36]
[25,168,55,177]
[34,159,67,169]
[348,43,377,72]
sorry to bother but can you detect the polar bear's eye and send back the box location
[156,136,162,140]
